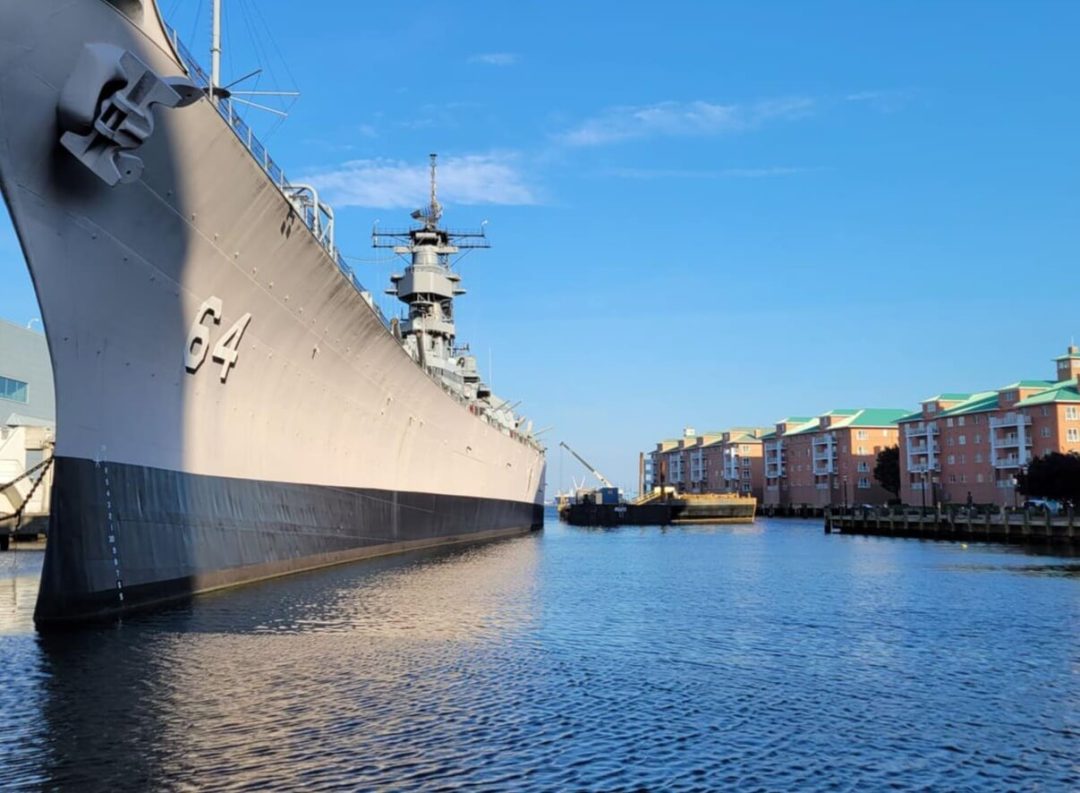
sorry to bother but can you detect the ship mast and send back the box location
[210,0,222,104]
[426,153,442,229]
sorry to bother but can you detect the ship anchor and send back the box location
[57,43,200,186]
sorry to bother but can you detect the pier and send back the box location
[825,506,1079,546]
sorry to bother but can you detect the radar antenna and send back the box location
[411,153,444,229]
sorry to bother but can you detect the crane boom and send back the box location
[559,441,614,488]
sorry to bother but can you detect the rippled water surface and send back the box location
[1,514,1077,790]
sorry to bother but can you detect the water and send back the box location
[1,513,1077,790]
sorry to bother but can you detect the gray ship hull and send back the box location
[38,456,542,624]
[0,0,546,626]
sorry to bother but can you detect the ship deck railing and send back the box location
[167,28,390,331]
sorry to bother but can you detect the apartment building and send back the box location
[644,427,766,496]
[646,428,700,493]
[784,409,907,508]
[762,417,814,508]
[717,428,767,500]
[898,346,1080,507]
[686,430,725,493]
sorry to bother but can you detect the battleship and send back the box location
[0,0,545,625]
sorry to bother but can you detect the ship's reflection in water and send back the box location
[1,517,1078,790]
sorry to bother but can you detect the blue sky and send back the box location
[1,0,1078,494]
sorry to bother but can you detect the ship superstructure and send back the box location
[374,157,531,439]
[0,0,545,625]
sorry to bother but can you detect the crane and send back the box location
[559,441,614,489]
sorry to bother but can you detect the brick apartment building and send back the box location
[717,428,767,500]
[762,417,814,508]
[898,346,1080,507]
[781,409,907,509]
[645,427,767,498]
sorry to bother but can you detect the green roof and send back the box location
[727,431,764,444]
[780,416,814,424]
[937,391,1000,417]
[1054,351,1080,361]
[784,418,825,436]
[926,392,973,402]
[845,408,911,427]
[896,408,927,424]
[1015,380,1080,407]
[759,430,778,440]
[998,380,1054,390]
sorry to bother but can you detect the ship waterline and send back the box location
[0,0,544,624]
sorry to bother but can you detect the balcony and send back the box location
[906,462,940,474]
[907,441,938,454]
[994,433,1032,449]
[904,422,938,437]
[989,413,1032,429]
[813,461,835,475]
[992,453,1030,470]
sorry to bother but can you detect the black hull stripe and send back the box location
[35,457,543,626]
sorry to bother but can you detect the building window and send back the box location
[957,417,965,427]
[1068,428,1080,442]
[946,418,954,428]
[1066,406,1079,421]
[857,446,866,455]
[856,430,868,440]
[960,474,967,483]
[949,474,956,483]
[975,453,983,464]
[1042,427,1051,438]
[1041,407,1050,417]
[857,462,869,472]
[976,473,984,483]
[974,434,981,444]
[947,437,954,447]
[947,455,955,464]
[857,477,870,489]
[959,435,966,445]
[0,375,28,404]
[928,404,937,413]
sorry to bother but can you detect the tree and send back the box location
[873,445,900,497]
[1017,452,1080,504]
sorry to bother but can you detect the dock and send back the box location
[825,506,1079,546]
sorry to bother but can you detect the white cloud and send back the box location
[845,89,909,113]
[302,154,537,208]
[556,97,815,147]
[469,52,519,66]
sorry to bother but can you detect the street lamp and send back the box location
[1009,475,1018,509]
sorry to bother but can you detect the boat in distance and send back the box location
[564,490,757,527]
[0,0,545,626]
